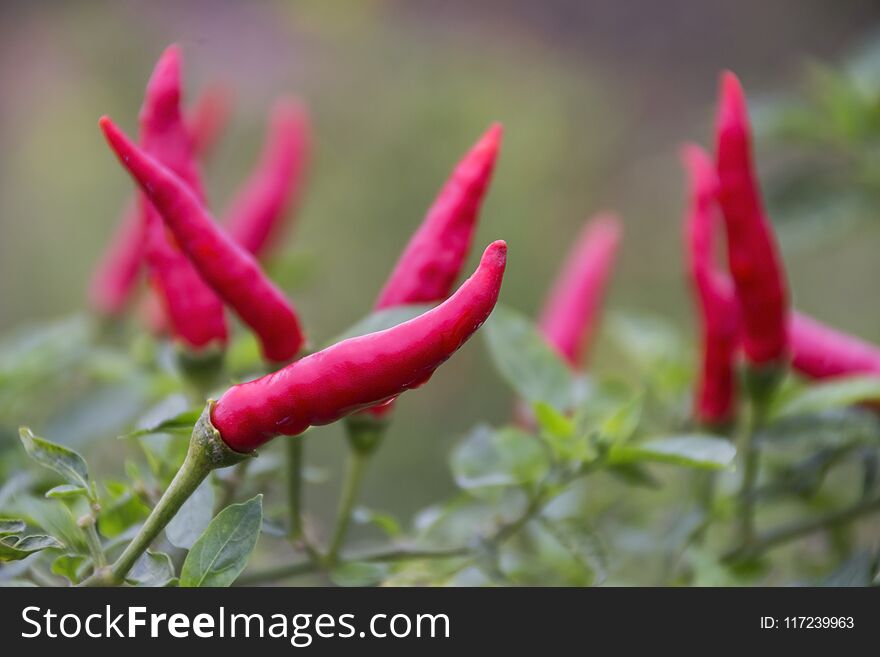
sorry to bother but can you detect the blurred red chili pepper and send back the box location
[537,213,621,368]
[355,123,502,422]
[714,71,788,367]
[682,143,739,425]
[789,312,880,379]
[89,83,232,319]
[187,82,233,161]
[211,240,507,452]
[225,98,310,258]
[100,115,306,363]
[138,45,229,350]
[375,123,503,308]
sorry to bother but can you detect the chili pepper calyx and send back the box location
[193,401,257,464]
[344,413,389,456]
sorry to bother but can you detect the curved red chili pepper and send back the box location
[537,213,621,368]
[187,82,233,160]
[138,45,228,350]
[88,75,231,320]
[789,312,880,379]
[225,98,310,258]
[88,200,144,316]
[357,123,502,420]
[682,143,739,425]
[211,240,507,452]
[714,71,788,367]
[100,115,305,363]
[375,123,502,309]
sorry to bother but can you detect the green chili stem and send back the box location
[326,449,369,565]
[286,439,305,540]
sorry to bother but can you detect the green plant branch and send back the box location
[724,494,880,562]
[82,520,107,568]
[286,439,305,540]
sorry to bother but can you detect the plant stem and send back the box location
[286,439,304,540]
[736,403,764,548]
[326,449,369,564]
[79,404,249,586]
[83,522,107,568]
[236,546,470,586]
[724,495,880,562]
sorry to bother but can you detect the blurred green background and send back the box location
[2,0,880,528]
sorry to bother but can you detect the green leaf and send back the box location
[0,534,63,562]
[774,376,880,419]
[51,554,88,582]
[179,495,262,587]
[608,435,736,470]
[539,517,607,585]
[18,428,91,494]
[329,305,434,345]
[166,479,215,549]
[534,401,596,464]
[352,508,402,538]
[483,305,574,410]
[450,425,549,492]
[97,488,151,538]
[330,561,388,587]
[0,519,26,536]
[122,408,202,440]
[126,550,177,587]
[45,485,90,500]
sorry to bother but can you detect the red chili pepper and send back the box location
[682,143,739,425]
[211,240,507,452]
[714,71,788,367]
[187,83,233,160]
[375,123,503,309]
[88,200,144,316]
[137,45,228,350]
[88,74,231,320]
[225,98,310,258]
[789,312,880,379]
[537,213,621,368]
[100,116,305,363]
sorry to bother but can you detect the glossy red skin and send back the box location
[789,312,880,379]
[88,199,143,315]
[682,144,739,425]
[88,79,231,320]
[714,71,788,366]
[212,240,507,452]
[361,124,502,419]
[138,45,228,350]
[375,123,502,309]
[225,98,310,257]
[100,116,305,363]
[537,213,621,368]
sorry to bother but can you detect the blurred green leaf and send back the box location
[126,550,177,587]
[0,518,25,536]
[353,507,403,538]
[0,534,63,562]
[166,478,215,549]
[45,484,89,500]
[179,495,262,587]
[539,517,607,585]
[122,408,202,440]
[98,486,150,538]
[483,305,574,411]
[330,561,388,587]
[18,428,92,496]
[821,550,876,587]
[774,376,880,419]
[51,553,88,582]
[608,435,735,470]
[450,425,549,492]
